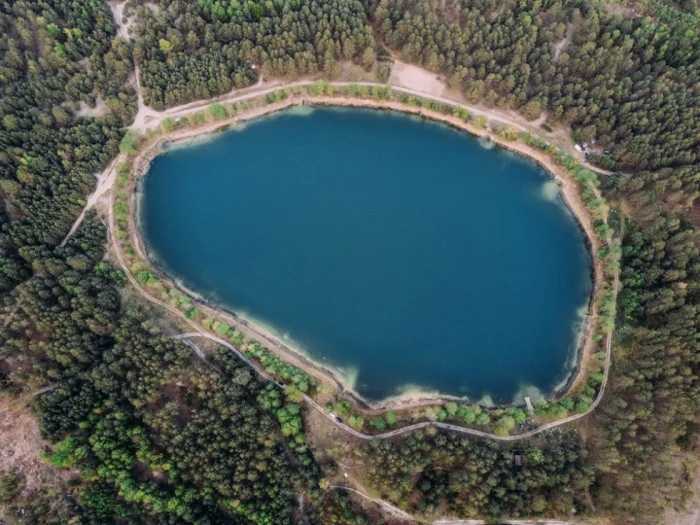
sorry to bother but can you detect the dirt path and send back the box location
[65,86,618,433]
[61,50,616,244]
[60,155,124,246]
[126,78,618,180]
[329,485,415,521]
[0,386,57,416]
[176,320,616,444]
[60,0,618,249]
[120,92,608,409]
[108,1,134,40]
[105,92,618,441]
[168,175,618,445]
[91,71,619,525]
[63,72,617,250]
[63,1,620,437]
[554,24,573,62]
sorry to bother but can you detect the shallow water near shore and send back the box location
[140,107,592,403]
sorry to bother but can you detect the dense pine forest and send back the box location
[0,0,699,523]
[132,0,375,108]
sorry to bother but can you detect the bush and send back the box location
[494,415,516,436]
[185,307,201,320]
[348,415,365,430]
[119,130,140,154]
[0,473,22,504]
[559,397,575,411]
[500,125,519,141]
[209,103,228,120]
[506,407,528,424]
[370,417,387,430]
[475,412,490,425]
[452,106,469,121]
[335,400,351,414]
[589,371,605,386]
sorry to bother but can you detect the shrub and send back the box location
[0,474,22,504]
[500,125,519,141]
[452,106,469,121]
[494,416,516,436]
[370,417,387,431]
[209,103,228,120]
[473,115,488,129]
[119,130,140,154]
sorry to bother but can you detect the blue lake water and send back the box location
[139,106,592,403]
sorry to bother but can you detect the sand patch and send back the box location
[76,95,108,118]
[389,61,446,97]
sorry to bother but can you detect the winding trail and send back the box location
[126,78,614,177]
[329,485,415,521]
[163,170,621,434]
[60,155,123,246]
[0,385,57,416]
[63,0,617,246]
[63,1,617,241]
[101,91,620,444]
[76,7,619,513]
[174,326,616,441]
[138,180,618,443]
[44,5,621,521]
[63,78,616,242]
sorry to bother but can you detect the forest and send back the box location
[371,0,699,171]
[123,0,699,171]
[130,0,375,108]
[0,0,699,523]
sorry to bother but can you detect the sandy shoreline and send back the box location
[123,93,603,412]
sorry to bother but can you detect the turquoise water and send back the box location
[140,107,592,403]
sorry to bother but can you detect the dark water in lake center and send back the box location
[140,107,592,403]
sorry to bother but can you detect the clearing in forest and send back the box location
[389,61,446,97]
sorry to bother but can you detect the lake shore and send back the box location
[123,93,603,412]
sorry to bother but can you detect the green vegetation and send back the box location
[1,0,699,523]
[208,102,228,120]
[0,0,134,286]
[499,125,520,141]
[363,429,592,519]
[132,0,375,108]
[0,473,22,504]
[473,114,488,129]
[373,0,698,172]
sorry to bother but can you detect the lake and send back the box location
[139,106,592,403]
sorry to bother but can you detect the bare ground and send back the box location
[0,396,75,516]
[109,1,135,40]
[389,61,446,97]
[76,94,108,118]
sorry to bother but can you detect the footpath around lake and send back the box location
[91,79,620,445]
